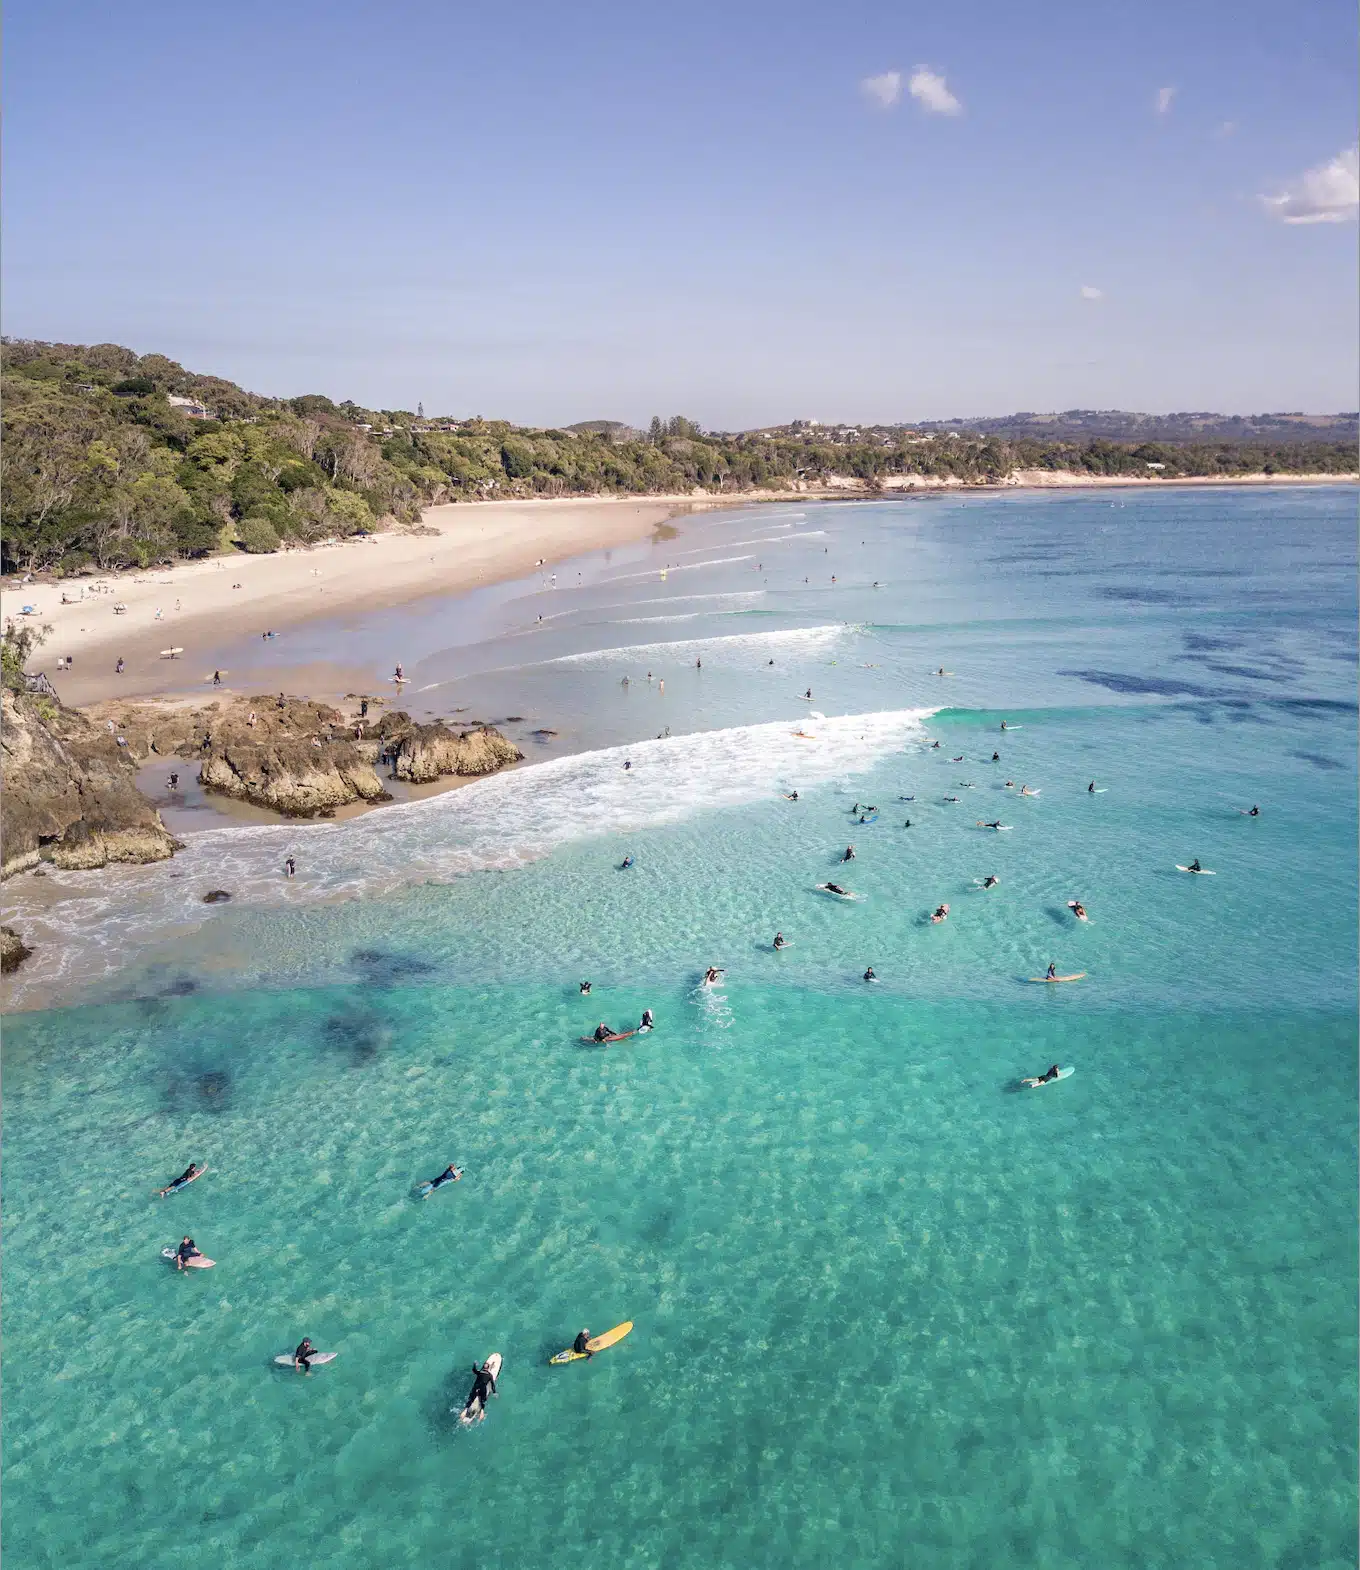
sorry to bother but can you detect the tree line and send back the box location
[2,338,1353,576]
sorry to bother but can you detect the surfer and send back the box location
[783,791,799,801]
[773,933,788,950]
[639,1009,654,1031]
[423,1164,462,1191]
[991,752,1000,762]
[1046,963,1057,980]
[825,882,850,897]
[394,664,404,682]
[1000,721,1008,731]
[1242,805,1260,816]
[803,688,812,699]
[695,658,701,669]
[592,1023,618,1043]
[951,755,964,763]
[1088,782,1096,793]
[579,981,592,995]
[623,760,632,771]
[943,796,960,804]
[930,741,940,750]
[463,1360,498,1419]
[174,1237,203,1271]
[1021,1065,1063,1087]
[1069,901,1087,921]
[863,966,876,982]
[903,818,912,827]
[1019,786,1037,797]
[979,820,1005,830]
[980,875,998,889]
[293,1337,317,1373]
[841,846,856,862]
[158,1163,202,1197]
[930,904,949,923]
[620,855,634,869]
[1187,859,1202,873]
[703,967,724,986]
[572,1328,594,1360]
[284,857,296,878]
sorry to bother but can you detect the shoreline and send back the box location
[4,475,1353,709]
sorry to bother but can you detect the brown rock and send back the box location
[375,714,522,784]
[1,925,33,973]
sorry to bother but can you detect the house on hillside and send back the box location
[167,394,211,419]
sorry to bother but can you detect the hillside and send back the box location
[2,338,1354,577]
[914,409,1359,444]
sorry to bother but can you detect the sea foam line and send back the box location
[547,624,846,666]
[1,708,936,1003]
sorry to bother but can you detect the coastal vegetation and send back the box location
[3,337,1354,576]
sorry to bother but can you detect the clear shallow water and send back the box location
[3,486,1356,1568]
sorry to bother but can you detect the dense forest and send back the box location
[2,338,1354,576]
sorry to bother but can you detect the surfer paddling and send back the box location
[702,967,725,986]
[1021,1065,1064,1087]
[930,904,949,923]
[420,1164,462,1194]
[158,1163,204,1197]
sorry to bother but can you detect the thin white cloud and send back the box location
[860,71,902,109]
[1080,285,1104,300]
[1216,120,1237,138]
[1156,86,1176,115]
[1260,146,1359,225]
[908,66,962,116]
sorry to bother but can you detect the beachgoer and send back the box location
[285,857,296,878]
[115,658,125,674]
[212,670,221,687]
[158,1163,201,1197]
[277,693,286,709]
[168,773,179,790]
[696,658,701,669]
[174,1237,202,1271]
[573,1329,594,1361]
[360,699,369,718]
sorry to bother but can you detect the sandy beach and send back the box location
[2,494,741,707]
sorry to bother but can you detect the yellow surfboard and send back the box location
[549,1321,633,1364]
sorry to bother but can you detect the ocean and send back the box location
[3,485,1355,1569]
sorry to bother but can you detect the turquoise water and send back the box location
[4,487,1356,1568]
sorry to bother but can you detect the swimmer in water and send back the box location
[620,855,634,869]
[863,966,876,981]
[773,932,787,950]
[284,856,296,878]
[1241,805,1260,816]
[623,760,632,771]
[1021,1064,1063,1087]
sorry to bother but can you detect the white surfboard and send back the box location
[274,1352,338,1367]
[1025,1067,1074,1087]
[1176,865,1216,875]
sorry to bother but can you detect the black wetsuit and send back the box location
[168,1166,197,1191]
[465,1363,497,1414]
[177,1240,200,1266]
[295,1339,315,1371]
[428,1166,459,1191]
[573,1332,592,1359]
[594,1025,615,1042]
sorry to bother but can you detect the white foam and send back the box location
[547,624,847,667]
[2,708,936,1002]
[600,555,755,584]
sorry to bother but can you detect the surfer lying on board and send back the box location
[573,1329,594,1360]
[174,1237,203,1271]
[1241,805,1260,816]
[783,791,799,801]
[979,820,1006,830]
[930,904,949,923]
[841,846,856,861]
[423,1164,462,1191]
[579,981,592,995]
[464,1361,498,1417]
[294,1338,317,1373]
[703,967,725,986]
[1069,901,1088,921]
[1021,1065,1063,1087]
[825,883,851,897]
[773,932,788,950]
[980,875,999,889]
[159,1163,203,1197]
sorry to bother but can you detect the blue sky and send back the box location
[5,0,1356,426]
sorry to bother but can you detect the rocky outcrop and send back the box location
[1,688,182,879]
[80,694,522,818]
[1,925,33,972]
[375,714,523,784]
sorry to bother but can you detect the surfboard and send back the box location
[417,1169,463,1196]
[1089,787,1107,793]
[1027,973,1086,983]
[549,1321,634,1365]
[159,648,184,658]
[1025,1067,1075,1087]
[274,1352,338,1367]
[856,811,879,823]
[580,1030,637,1044]
[1175,865,1216,875]
[773,941,793,950]
[157,1166,207,1196]
[458,1352,503,1425]
[162,1248,215,1267]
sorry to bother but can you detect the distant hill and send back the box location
[561,419,638,440]
[914,410,1359,445]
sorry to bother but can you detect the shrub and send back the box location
[235,516,281,553]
